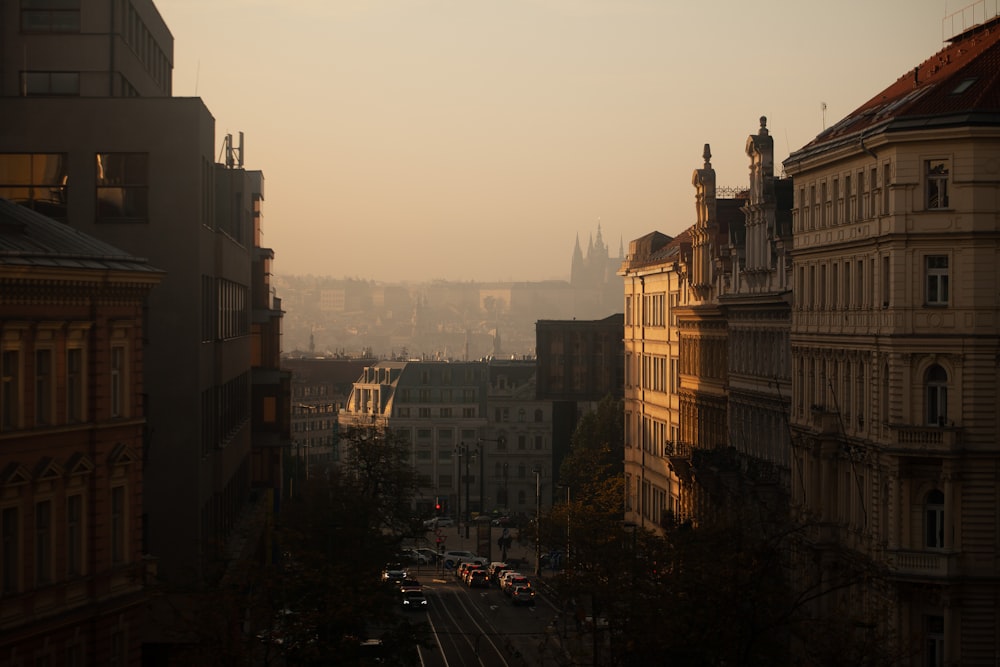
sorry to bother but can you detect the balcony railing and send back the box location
[884,424,960,455]
[888,548,954,579]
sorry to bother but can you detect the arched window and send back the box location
[926,364,948,426]
[925,489,945,549]
[534,409,543,423]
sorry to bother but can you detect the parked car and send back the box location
[414,547,441,563]
[398,548,430,565]
[401,589,428,610]
[442,550,486,569]
[510,585,536,606]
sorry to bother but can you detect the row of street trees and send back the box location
[537,395,904,666]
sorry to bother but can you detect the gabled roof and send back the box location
[0,198,160,274]
[791,17,1000,159]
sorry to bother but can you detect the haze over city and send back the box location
[159,0,956,283]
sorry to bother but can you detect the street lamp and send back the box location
[533,465,542,576]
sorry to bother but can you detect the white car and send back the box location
[442,550,487,570]
[423,517,455,529]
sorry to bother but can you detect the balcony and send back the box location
[888,548,956,580]
[884,424,960,456]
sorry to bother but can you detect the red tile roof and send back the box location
[793,17,1000,157]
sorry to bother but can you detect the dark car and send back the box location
[467,570,489,588]
[401,589,428,611]
[511,585,535,606]
[381,568,407,586]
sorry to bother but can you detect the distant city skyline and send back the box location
[159,0,964,282]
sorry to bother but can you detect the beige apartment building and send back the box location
[783,16,1000,665]
[621,123,793,532]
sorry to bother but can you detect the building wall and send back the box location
[0,249,159,664]
[785,93,1000,666]
[0,94,254,589]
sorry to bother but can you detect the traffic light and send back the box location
[435,497,441,514]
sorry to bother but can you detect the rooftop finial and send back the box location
[759,116,769,136]
[703,143,712,167]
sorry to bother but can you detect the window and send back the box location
[518,435,526,451]
[67,494,83,576]
[2,506,18,594]
[35,500,52,584]
[20,0,81,32]
[1,350,21,431]
[925,489,945,549]
[96,153,149,220]
[34,348,53,426]
[462,407,476,418]
[20,71,80,96]
[418,407,430,418]
[534,409,543,422]
[66,347,83,423]
[111,486,125,564]
[925,615,944,667]
[110,345,125,418]
[0,153,68,217]
[926,364,948,426]
[440,407,452,418]
[926,160,949,209]
[925,256,949,305]
[535,435,543,450]
[517,490,526,506]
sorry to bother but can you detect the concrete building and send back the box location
[783,15,1000,664]
[1,0,287,622]
[0,199,161,664]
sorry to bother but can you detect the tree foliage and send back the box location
[251,424,430,666]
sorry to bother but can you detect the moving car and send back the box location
[381,568,407,586]
[401,589,428,610]
[423,516,455,529]
[510,585,535,606]
[467,570,489,588]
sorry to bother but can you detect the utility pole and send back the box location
[533,465,541,576]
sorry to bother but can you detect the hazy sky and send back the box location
[156,0,963,283]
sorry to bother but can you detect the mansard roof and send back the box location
[0,198,160,274]
[790,16,1000,161]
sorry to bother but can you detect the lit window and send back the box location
[926,160,949,209]
[925,256,949,306]
[0,153,68,218]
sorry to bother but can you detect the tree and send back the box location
[252,424,431,666]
